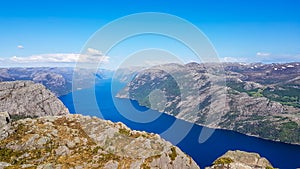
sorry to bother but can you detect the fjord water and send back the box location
[60,79,300,169]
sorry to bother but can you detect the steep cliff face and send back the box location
[0,114,199,169]
[0,81,69,118]
[205,150,274,169]
[117,62,300,144]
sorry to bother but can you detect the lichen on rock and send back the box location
[0,114,200,169]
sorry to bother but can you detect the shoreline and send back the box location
[115,95,300,146]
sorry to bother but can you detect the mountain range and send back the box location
[117,62,300,144]
[1,62,299,145]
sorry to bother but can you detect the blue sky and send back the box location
[0,0,300,67]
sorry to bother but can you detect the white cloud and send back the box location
[256,52,271,57]
[78,48,110,63]
[0,48,110,67]
[86,48,102,56]
[17,45,24,49]
[144,59,182,66]
[220,57,248,62]
[8,48,109,64]
[10,53,80,63]
[220,53,300,63]
[256,53,300,63]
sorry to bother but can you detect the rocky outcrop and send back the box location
[0,112,10,128]
[0,114,199,169]
[0,80,198,168]
[205,150,274,169]
[0,112,13,141]
[0,81,69,118]
[117,62,300,144]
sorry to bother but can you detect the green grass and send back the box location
[213,157,234,165]
[0,148,23,164]
[10,115,38,122]
[232,119,300,144]
[119,128,131,136]
[169,147,177,161]
[226,81,300,108]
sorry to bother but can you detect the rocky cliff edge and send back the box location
[0,113,199,169]
[0,81,69,118]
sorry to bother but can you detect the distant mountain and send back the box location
[0,67,113,96]
[0,67,73,96]
[117,62,300,144]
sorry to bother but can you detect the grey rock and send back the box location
[0,112,12,141]
[0,112,10,128]
[0,162,11,168]
[0,114,200,169]
[74,166,83,169]
[20,164,35,168]
[103,161,119,169]
[205,150,273,169]
[23,134,40,149]
[55,145,70,156]
[0,81,69,118]
[66,140,76,148]
[243,81,263,90]
[37,163,55,169]
[37,136,49,147]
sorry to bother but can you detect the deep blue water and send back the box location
[60,79,300,169]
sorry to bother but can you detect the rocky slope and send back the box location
[0,81,69,118]
[205,150,274,169]
[117,62,300,144]
[0,113,199,169]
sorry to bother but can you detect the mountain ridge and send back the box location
[117,62,300,144]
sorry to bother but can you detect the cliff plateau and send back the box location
[0,81,69,118]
